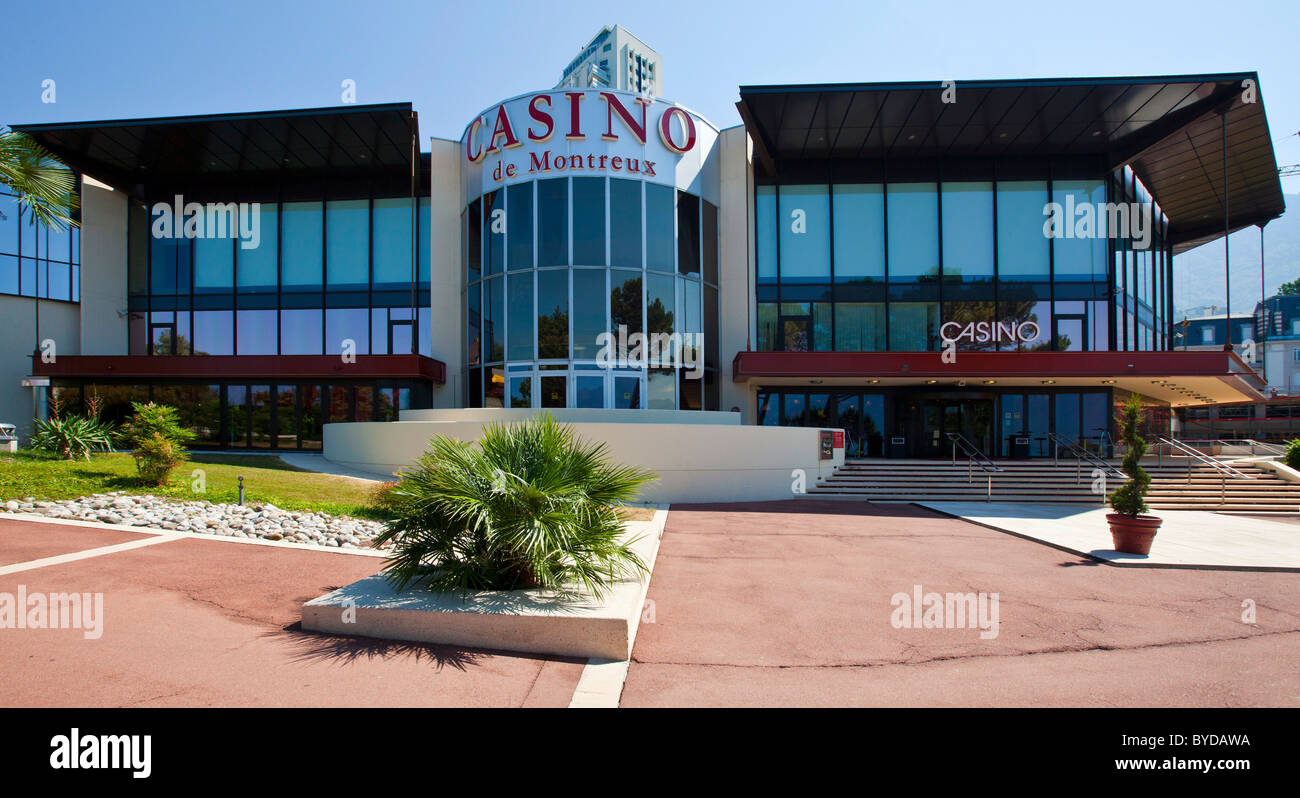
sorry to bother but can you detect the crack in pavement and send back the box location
[630,626,1300,670]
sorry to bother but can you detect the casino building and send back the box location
[9,72,1283,459]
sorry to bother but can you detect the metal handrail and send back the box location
[1169,438,1284,457]
[946,432,1002,502]
[1092,427,1114,459]
[1154,435,1256,506]
[1212,438,1285,457]
[1048,432,1123,500]
[1154,436,1256,480]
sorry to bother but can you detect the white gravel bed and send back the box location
[2,492,388,550]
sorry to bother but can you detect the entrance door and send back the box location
[913,397,994,458]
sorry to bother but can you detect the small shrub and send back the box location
[367,481,403,515]
[374,413,656,597]
[29,415,118,461]
[1284,439,1300,470]
[122,402,194,486]
[133,433,184,486]
[1108,394,1151,517]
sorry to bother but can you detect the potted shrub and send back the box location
[1107,394,1161,555]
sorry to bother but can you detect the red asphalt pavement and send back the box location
[0,522,149,566]
[621,501,1300,707]
[0,518,583,707]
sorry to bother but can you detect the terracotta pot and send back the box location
[1106,513,1162,555]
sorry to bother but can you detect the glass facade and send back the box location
[757,387,1114,459]
[48,380,425,450]
[1113,166,1171,352]
[0,186,81,302]
[753,168,1176,457]
[755,173,1171,354]
[463,176,720,410]
[127,195,432,357]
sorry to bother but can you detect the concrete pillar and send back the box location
[427,138,463,408]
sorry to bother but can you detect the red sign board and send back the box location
[833,430,845,449]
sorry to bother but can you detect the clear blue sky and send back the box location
[4,0,1298,191]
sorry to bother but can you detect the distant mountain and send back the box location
[1173,193,1298,318]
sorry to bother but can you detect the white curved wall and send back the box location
[323,409,843,504]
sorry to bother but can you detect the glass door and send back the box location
[539,373,567,408]
[916,397,994,458]
[837,394,862,457]
[1000,394,1024,456]
[508,373,534,408]
[1026,394,1050,456]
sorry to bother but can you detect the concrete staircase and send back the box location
[807,458,1300,513]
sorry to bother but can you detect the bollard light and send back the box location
[238,475,245,506]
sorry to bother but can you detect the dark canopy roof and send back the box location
[13,103,419,198]
[737,73,1285,253]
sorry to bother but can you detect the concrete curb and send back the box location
[300,506,670,680]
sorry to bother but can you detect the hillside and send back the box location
[1173,193,1299,317]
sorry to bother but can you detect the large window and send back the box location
[128,192,428,358]
[610,179,641,268]
[464,176,719,410]
[372,198,413,288]
[282,201,324,290]
[833,185,884,282]
[756,176,1137,353]
[237,204,277,293]
[1051,180,1107,281]
[573,178,606,265]
[887,183,939,281]
[324,200,366,289]
[941,182,993,281]
[194,209,234,294]
[778,185,830,282]
[0,187,81,302]
[996,181,1049,280]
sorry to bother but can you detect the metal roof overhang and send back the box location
[12,103,420,201]
[732,350,1266,406]
[737,73,1285,254]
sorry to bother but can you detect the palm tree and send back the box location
[0,128,79,230]
[374,413,657,598]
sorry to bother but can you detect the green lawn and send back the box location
[0,451,385,520]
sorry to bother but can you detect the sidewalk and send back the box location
[919,502,1300,570]
[277,452,392,483]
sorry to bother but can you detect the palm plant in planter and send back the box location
[373,413,656,598]
[1107,393,1161,554]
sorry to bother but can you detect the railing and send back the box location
[1178,438,1286,458]
[1048,432,1122,503]
[946,432,1002,501]
[1154,435,1256,506]
[1091,427,1114,459]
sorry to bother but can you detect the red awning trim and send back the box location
[733,350,1263,387]
[30,354,445,384]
